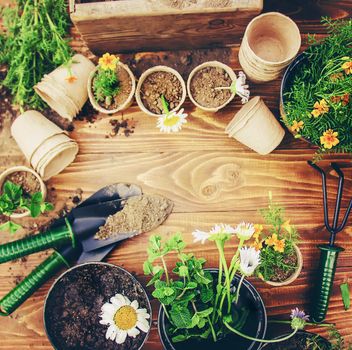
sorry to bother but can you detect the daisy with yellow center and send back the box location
[311,99,329,117]
[342,61,352,75]
[291,120,304,133]
[157,108,188,133]
[99,53,119,71]
[320,129,339,149]
[100,293,150,344]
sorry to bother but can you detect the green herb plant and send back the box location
[251,194,300,283]
[283,18,352,161]
[340,281,350,311]
[0,181,53,234]
[328,325,352,350]
[0,0,72,110]
[144,227,309,345]
[305,334,330,350]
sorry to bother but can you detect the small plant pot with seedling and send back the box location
[187,61,241,112]
[88,53,136,114]
[35,54,95,121]
[44,262,152,350]
[135,66,186,117]
[225,96,285,155]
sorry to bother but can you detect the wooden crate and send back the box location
[69,0,263,54]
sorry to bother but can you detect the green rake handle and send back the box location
[0,219,75,264]
[311,244,344,323]
[0,251,70,316]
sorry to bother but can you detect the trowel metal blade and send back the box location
[77,243,117,264]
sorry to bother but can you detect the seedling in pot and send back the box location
[156,94,188,133]
[0,181,53,233]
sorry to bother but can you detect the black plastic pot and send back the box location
[262,330,331,350]
[44,262,152,350]
[158,269,267,350]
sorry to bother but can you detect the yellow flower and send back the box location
[311,99,329,117]
[320,129,340,149]
[265,233,278,247]
[252,239,263,251]
[253,224,263,240]
[65,75,77,84]
[273,238,286,253]
[99,53,119,70]
[291,120,304,133]
[282,220,292,233]
[342,61,352,75]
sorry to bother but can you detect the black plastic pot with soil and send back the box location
[135,65,187,117]
[262,331,331,350]
[158,269,267,350]
[187,61,237,112]
[44,262,152,350]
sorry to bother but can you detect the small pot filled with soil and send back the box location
[88,58,136,114]
[187,61,237,112]
[135,66,186,117]
[262,331,331,350]
[264,244,303,287]
[0,166,46,219]
[44,262,152,350]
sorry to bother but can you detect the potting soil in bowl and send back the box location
[44,263,151,350]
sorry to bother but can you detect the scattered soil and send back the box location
[270,252,298,282]
[69,188,83,205]
[140,71,183,114]
[108,118,137,138]
[190,65,232,108]
[2,171,41,196]
[93,65,132,111]
[45,263,151,350]
[96,194,174,240]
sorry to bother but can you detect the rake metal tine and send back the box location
[308,161,333,233]
[337,198,352,233]
[331,162,344,231]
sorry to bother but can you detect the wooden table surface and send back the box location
[0,1,352,349]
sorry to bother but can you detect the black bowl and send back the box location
[158,269,267,350]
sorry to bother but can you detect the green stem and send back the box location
[229,238,245,276]
[216,241,231,313]
[224,322,299,343]
[212,254,223,323]
[162,303,170,319]
[235,274,245,304]
[268,320,332,327]
[160,256,170,285]
[207,316,217,342]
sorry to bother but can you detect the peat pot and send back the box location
[239,12,301,83]
[158,269,267,350]
[0,166,46,219]
[225,96,285,155]
[44,262,152,350]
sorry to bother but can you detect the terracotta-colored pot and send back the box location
[264,244,303,287]
[0,166,46,219]
[187,61,237,112]
[135,66,187,117]
[239,12,301,83]
[225,96,285,155]
[35,54,95,121]
[88,62,136,114]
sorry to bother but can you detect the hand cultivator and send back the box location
[308,161,352,323]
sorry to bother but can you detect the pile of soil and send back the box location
[190,66,232,108]
[140,71,183,114]
[270,252,298,282]
[93,65,132,110]
[96,194,174,240]
[108,118,137,138]
[45,263,151,350]
[2,171,41,196]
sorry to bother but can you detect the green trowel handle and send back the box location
[0,251,70,316]
[0,219,75,264]
[311,244,344,323]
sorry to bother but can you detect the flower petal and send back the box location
[106,325,117,341]
[128,327,140,338]
[131,300,139,310]
[115,330,128,344]
[137,318,150,333]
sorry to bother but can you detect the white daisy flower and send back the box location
[234,222,255,241]
[231,71,250,104]
[100,293,150,344]
[192,224,236,244]
[156,108,188,133]
[239,246,261,276]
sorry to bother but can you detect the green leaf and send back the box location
[197,307,213,318]
[186,281,197,289]
[146,268,164,286]
[190,313,200,328]
[170,305,192,329]
[198,318,206,328]
[164,287,175,297]
[200,286,213,303]
[0,221,22,234]
[172,334,190,343]
[160,94,169,114]
[143,260,153,275]
[340,282,350,310]
[179,265,188,277]
[152,288,165,299]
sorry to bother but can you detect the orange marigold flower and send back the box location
[320,129,339,149]
[252,239,263,251]
[65,75,77,84]
[273,239,286,253]
[99,53,118,70]
[265,233,278,247]
[291,120,304,133]
[311,99,329,118]
[342,61,352,75]
[330,72,344,82]
[253,224,263,240]
[342,93,350,106]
